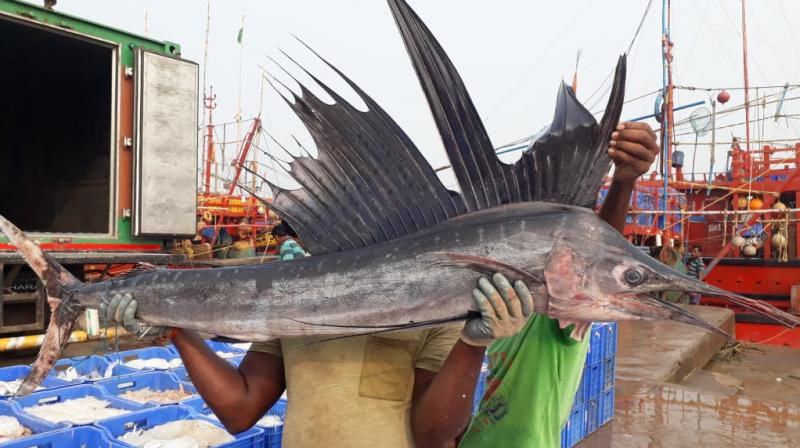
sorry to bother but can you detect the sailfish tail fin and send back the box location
[0,215,83,397]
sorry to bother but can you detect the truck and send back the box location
[0,0,198,337]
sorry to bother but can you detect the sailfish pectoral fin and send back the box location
[418,251,545,284]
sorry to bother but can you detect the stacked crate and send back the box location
[0,340,267,448]
[561,322,618,447]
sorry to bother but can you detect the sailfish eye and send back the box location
[623,268,646,286]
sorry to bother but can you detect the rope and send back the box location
[675,83,800,91]
[674,138,800,146]
[755,328,792,345]
[674,114,800,138]
[659,153,799,232]
[628,0,656,54]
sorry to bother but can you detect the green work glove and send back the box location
[460,273,534,347]
[99,293,172,341]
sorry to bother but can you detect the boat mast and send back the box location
[203,87,217,194]
[661,0,675,240]
[741,0,751,153]
[201,0,214,193]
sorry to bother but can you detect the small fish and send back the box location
[2,0,798,397]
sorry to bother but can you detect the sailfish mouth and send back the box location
[636,269,800,329]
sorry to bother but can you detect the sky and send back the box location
[50,0,800,194]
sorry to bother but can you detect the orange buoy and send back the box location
[749,197,763,210]
[717,90,731,104]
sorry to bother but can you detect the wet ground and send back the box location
[579,380,800,447]
[579,317,800,448]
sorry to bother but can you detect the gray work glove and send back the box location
[460,273,534,347]
[99,293,172,341]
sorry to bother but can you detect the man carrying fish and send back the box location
[458,122,660,448]
[101,122,660,448]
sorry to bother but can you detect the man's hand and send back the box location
[609,121,660,183]
[460,273,534,347]
[99,293,172,342]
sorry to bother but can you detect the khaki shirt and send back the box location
[249,324,462,448]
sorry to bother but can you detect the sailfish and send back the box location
[1,0,798,397]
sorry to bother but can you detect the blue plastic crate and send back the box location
[262,424,283,448]
[171,366,190,383]
[585,364,602,401]
[184,397,287,426]
[0,399,70,440]
[183,396,286,447]
[0,426,124,448]
[52,355,140,384]
[560,406,586,448]
[602,358,615,391]
[267,399,286,419]
[14,384,153,426]
[600,388,615,425]
[205,341,247,359]
[584,399,599,434]
[165,340,247,360]
[96,405,263,448]
[106,347,183,371]
[97,371,198,406]
[587,326,603,365]
[602,323,618,359]
[172,356,243,384]
[572,372,585,408]
[580,368,593,404]
[0,365,70,398]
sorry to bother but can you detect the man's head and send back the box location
[659,246,679,266]
[271,222,297,245]
[691,245,702,259]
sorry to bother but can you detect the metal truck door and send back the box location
[132,49,199,237]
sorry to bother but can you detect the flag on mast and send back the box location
[236,16,244,44]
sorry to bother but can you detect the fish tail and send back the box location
[0,215,84,397]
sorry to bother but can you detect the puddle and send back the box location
[579,382,800,447]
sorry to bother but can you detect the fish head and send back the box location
[542,227,800,337]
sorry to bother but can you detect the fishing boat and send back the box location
[586,1,799,348]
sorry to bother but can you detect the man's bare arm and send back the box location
[599,121,660,232]
[410,342,485,447]
[171,330,286,433]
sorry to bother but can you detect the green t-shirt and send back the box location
[459,315,589,448]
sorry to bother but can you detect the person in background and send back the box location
[271,222,308,261]
[686,245,705,305]
[658,245,688,304]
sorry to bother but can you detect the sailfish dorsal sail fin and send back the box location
[261,44,465,255]
[260,0,625,255]
[388,0,627,211]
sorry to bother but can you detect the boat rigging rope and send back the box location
[584,0,656,110]
[658,152,799,233]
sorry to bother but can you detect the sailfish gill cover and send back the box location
[255,0,626,256]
